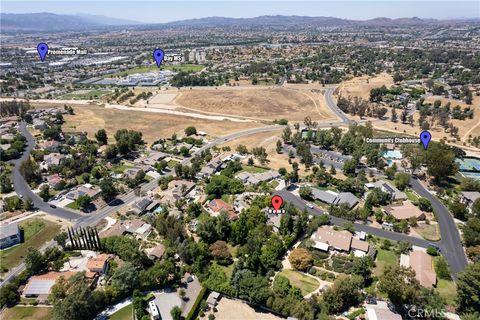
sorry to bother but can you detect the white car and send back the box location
[306,203,314,209]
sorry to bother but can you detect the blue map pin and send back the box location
[37,43,48,61]
[420,131,431,150]
[153,49,164,67]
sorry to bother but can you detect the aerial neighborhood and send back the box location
[1,6,480,320]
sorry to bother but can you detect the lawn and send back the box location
[167,159,179,169]
[241,165,269,174]
[0,219,61,274]
[1,306,53,320]
[66,201,80,210]
[108,304,133,320]
[436,279,457,306]
[60,90,112,100]
[373,249,398,277]
[279,269,319,296]
[112,163,134,173]
[405,190,419,203]
[102,64,204,78]
[413,224,441,241]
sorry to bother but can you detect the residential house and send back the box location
[123,167,142,179]
[132,197,152,214]
[401,250,437,288]
[311,189,359,209]
[42,152,64,169]
[366,301,402,320]
[33,119,48,130]
[169,180,196,199]
[236,170,281,185]
[133,151,167,167]
[383,200,426,221]
[0,222,21,249]
[207,199,238,220]
[310,226,370,257]
[365,181,407,201]
[101,219,153,239]
[460,191,480,208]
[23,271,96,300]
[39,140,60,152]
[86,254,111,275]
[66,184,101,201]
[147,243,166,260]
[46,174,63,190]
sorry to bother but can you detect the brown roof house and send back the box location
[401,250,437,288]
[383,200,425,221]
[207,199,238,221]
[86,254,111,275]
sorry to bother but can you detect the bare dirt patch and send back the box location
[175,87,335,121]
[211,297,282,320]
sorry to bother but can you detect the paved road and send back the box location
[13,122,83,222]
[410,178,468,276]
[275,190,432,248]
[324,87,352,124]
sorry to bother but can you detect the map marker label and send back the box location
[153,49,165,67]
[272,195,283,212]
[37,43,48,61]
[420,131,431,150]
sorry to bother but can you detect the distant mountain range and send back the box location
[0,12,141,31]
[1,13,478,31]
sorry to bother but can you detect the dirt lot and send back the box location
[175,87,336,121]
[210,297,282,320]
[337,72,394,100]
[32,102,261,144]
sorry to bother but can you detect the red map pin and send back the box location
[272,195,283,211]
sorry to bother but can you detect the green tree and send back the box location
[426,143,458,183]
[472,199,480,218]
[171,306,182,320]
[94,129,108,145]
[299,186,312,200]
[39,185,50,202]
[394,173,411,191]
[184,126,197,136]
[450,201,469,221]
[99,178,117,202]
[322,275,363,314]
[54,232,68,249]
[25,247,45,275]
[76,195,91,210]
[463,218,480,247]
[456,262,480,314]
[378,265,421,309]
[111,262,140,296]
[50,273,96,320]
[104,144,118,159]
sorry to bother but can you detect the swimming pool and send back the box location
[383,150,403,160]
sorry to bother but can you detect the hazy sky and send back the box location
[3,1,479,23]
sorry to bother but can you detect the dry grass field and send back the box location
[365,95,480,148]
[337,73,394,100]
[175,87,336,121]
[32,102,261,143]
